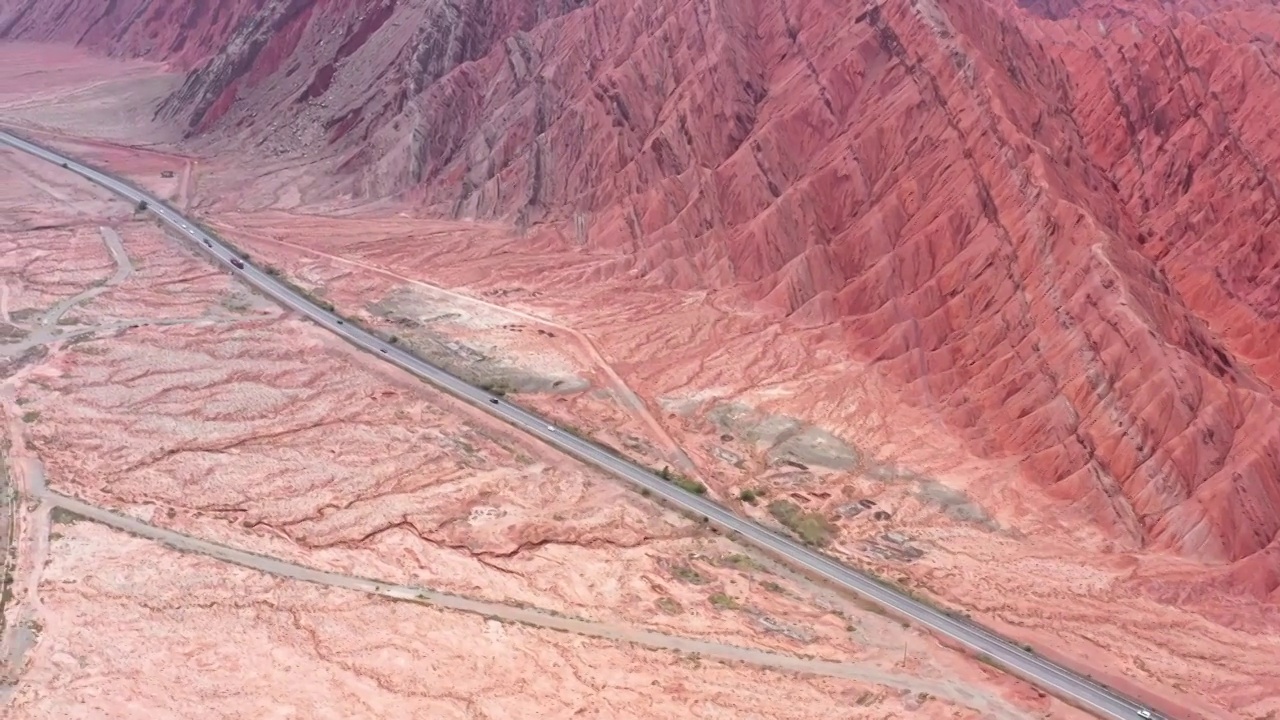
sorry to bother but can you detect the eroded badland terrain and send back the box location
[0,0,1279,718]
[0,118,1058,718]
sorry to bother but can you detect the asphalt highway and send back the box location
[0,129,1163,720]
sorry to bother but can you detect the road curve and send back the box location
[37,488,1028,717]
[0,129,1162,720]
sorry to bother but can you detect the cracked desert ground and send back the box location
[0,49,1089,719]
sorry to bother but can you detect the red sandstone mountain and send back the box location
[3,0,1279,596]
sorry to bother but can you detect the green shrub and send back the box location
[768,500,837,546]
[658,466,706,494]
[670,564,709,585]
[708,592,739,610]
[674,476,706,494]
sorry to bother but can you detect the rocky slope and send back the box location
[3,0,1279,594]
[0,0,265,69]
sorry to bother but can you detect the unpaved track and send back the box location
[0,210,1024,715]
[33,470,1026,718]
[39,226,132,328]
[214,223,699,474]
[0,390,49,703]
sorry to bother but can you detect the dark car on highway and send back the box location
[230,258,245,270]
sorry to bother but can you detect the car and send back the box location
[336,320,344,325]
[489,398,499,405]
[379,348,387,354]
[229,258,245,270]
[1136,711,1153,720]
[546,424,555,432]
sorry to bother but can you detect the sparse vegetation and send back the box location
[49,507,84,525]
[255,263,342,317]
[738,488,760,504]
[219,294,252,313]
[976,653,1001,669]
[21,410,39,423]
[658,465,706,495]
[708,592,739,610]
[654,597,683,615]
[768,500,837,546]
[675,476,707,495]
[760,580,785,594]
[852,596,890,617]
[718,553,761,572]
[1,576,13,617]
[669,563,709,585]
[561,424,591,440]
[135,200,148,213]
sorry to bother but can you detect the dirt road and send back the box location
[22,452,1024,717]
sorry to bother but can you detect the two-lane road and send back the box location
[0,129,1164,720]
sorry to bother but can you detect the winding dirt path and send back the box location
[0,141,1036,718]
[39,226,132,327]
[27,465,1025,719]
[210,221,699,474]
[0,226,135,358]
